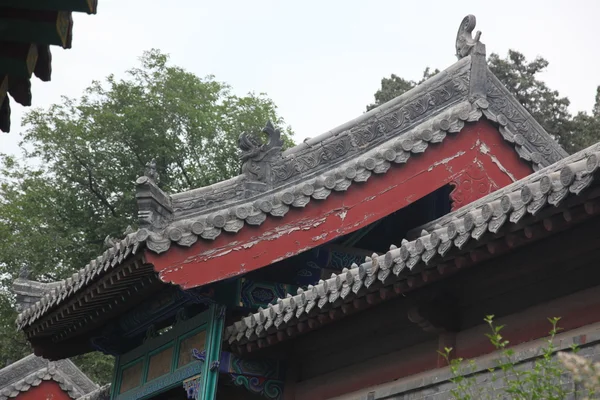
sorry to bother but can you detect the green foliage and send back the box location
[0,49,293,383]
[366,67,439,111]
[439,316,587,399]
[71,352,116,385]
[487,51,574,151]
[0,293,29,367]
[368,50,600,154]
[570,86,600,154]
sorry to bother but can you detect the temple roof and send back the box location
[16,15,568,335]
[13,276,64,313]
[224,140,600,349]
[76,385,110,400]
[0,1,98,133]
[133,54,566,256]
[0,354,98,399]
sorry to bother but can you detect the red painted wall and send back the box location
[147,120,533,289]
[15,381,72,400]
[292,284,600,400]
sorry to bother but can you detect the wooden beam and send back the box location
[8,75,32,106]
[0,0,97,14]
[0,9,73,48]
[33,44,51,81]
[0,75,9,132]
[407,292,459,334]
[0,42,37,78]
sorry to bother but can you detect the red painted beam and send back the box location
[147,120,533,289]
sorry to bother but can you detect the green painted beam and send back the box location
[0,8,72,48]
[0,0,97,14]
[201,304,225,400]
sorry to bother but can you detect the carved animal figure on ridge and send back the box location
[455,14,482,59]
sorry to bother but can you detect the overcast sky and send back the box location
[3,0,600,156]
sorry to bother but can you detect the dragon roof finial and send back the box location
[238,121,284,183]
[18,265,31,279]
[144,159,159,183]
[456,15,482,59]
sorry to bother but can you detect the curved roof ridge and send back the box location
[283,56,472,157]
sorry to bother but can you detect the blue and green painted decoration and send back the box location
[188,349,285,400]
[110,304,224,400]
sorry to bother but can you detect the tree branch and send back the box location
[72,155,118,217]
[176,158,193,187]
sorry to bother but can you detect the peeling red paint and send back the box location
[147,120,533,289]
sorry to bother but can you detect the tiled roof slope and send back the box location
[135,57,566,256]
[224,140,600,346]
[16,228,144,330]
[0,354,98,400]
[13,278,64,313]
[16,15,567,331]
[77,385,110,400]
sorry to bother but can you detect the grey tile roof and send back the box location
[13,279,65,313]
[16,230,144,330]
[16,95,519,331]
[224,141,600,347]
[16,18,568,333]
[140,98,487,254]
[77,385,110,400]
[136,64,566,257]
[0,354,98,400]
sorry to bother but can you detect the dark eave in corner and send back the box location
[0,0,98,133]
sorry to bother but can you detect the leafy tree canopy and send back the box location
[0,49,294,383]
[366,67,439,112]
[367,50,600,154]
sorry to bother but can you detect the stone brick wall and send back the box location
[333,322,600,400]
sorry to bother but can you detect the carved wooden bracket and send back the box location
[407,292,459,333]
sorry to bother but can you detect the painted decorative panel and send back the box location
[147,346,174,382]
[237,278,296,309]
[178,330,206,368]
[119,361,143,394]
[112,304,225,400]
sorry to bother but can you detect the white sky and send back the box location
[2,0,600,156]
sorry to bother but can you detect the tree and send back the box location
[367,50,600,154]
[487,51,575,152]
[570,87,600,153]
[0,49,294,383]
[366,68,439,111]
